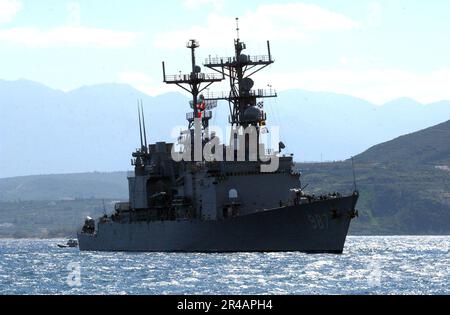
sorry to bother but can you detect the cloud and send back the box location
[0,2,137,48]
[0,0,22,24]
[155,2,359,49]
[256,68,450,105]
[0,26,137,47]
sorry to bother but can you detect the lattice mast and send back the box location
[203,18,277,128]
[162,40,224,129]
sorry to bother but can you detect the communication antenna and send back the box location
[351,156,358,193]
[235,17,240,39]
[137,100,144,149]
[162,39,224,129]
[140,99,148,151]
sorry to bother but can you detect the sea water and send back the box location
[0,236,448,295]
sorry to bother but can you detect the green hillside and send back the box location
[0,199,116,238]
[356,120,450,166]
[298,120,450,234]
[0,172,128,201]
[298,161,450,235]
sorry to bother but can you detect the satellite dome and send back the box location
[240,78,254,91]
[243,106,261,122]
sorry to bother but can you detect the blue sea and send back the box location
[0,236,448,295]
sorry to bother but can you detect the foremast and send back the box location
[162,39,224,130]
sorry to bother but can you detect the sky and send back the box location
[0,0,450,104]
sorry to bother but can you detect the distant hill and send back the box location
[0,199,116,238]
[356,120,450,166]
[2,79,450,178]
[0,172,128,202]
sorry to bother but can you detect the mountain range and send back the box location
[1,79,450,178]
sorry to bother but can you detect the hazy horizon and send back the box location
[3,77,450,107]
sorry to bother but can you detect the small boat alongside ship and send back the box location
[57,239,78,248]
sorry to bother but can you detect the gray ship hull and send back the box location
[78,194,358,253]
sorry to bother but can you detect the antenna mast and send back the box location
[162,40,224,129]
[203,17,277,128]
[140,100,148,151]
[137,101,144,150]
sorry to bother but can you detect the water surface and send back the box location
[0,236,448,295]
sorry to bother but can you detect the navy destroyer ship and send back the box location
[78,21,359,253]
